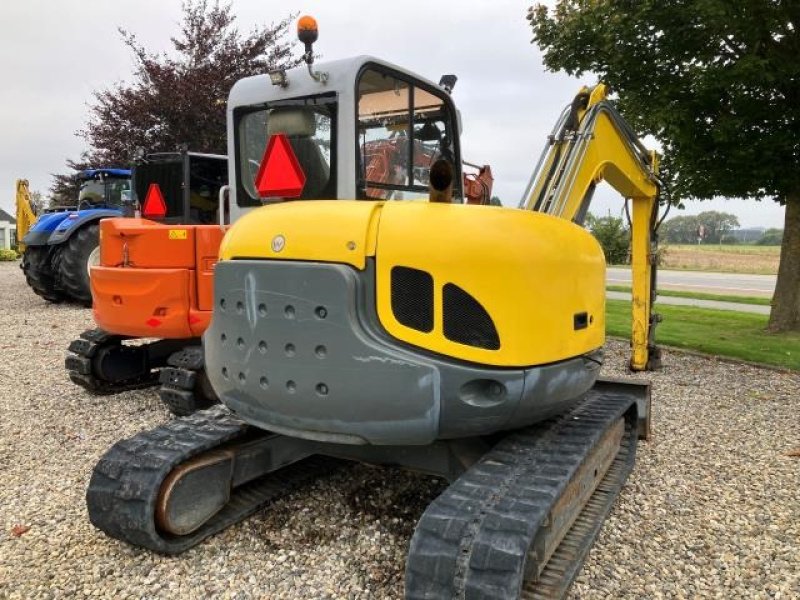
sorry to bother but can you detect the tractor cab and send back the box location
[76,169,132,210]
[227,55,464,222]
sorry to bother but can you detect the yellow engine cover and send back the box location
[219,200,606,368]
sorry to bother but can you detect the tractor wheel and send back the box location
[21,246,64,303]
[57,223,100,306]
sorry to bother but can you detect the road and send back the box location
[607,267,776,297]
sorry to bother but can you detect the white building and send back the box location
[0,208,17,250]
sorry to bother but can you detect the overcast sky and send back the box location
[0,0,786,228]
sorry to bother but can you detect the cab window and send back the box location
[357,67,459,201]
[105,178,131,207]
[235,94,336,207]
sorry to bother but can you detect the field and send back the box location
[659,244,780,275]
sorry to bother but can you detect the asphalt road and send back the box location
[607,267,776,297]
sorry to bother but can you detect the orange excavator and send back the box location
[65,152,228,414]
[66,145,492,416]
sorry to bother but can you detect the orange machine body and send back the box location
[92,218,224,338]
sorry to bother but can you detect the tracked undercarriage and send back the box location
[87,378,649,596]
[66,329,217,414]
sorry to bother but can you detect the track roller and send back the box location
[66,328,190,395]
[158,346,219,416]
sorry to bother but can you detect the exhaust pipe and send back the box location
[429,159,454,203]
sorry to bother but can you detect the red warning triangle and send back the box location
[142,183,167,218]
[254,133,306,198]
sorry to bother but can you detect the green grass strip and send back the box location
[606,299,799,370]
[607,284,772,306]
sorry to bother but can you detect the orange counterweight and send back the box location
[92,218,224,338]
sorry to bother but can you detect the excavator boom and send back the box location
[521,85,662,370]
[15,180,37,252]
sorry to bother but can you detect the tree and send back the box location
[529,1,800,332]
[660,211,740,244]
[586,212,630,265]
[50,169,83,208]
[51,1,299,204]
[758,228,784,246]
[695,211,740,244]
[660,215,701,244]
[28,190,46,215]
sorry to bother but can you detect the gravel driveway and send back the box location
[1,260,797,599]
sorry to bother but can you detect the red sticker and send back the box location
[142,183,167,218]
[254,134,307,198]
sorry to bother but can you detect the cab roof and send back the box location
[228,55,448,111]
[79,168,131,180]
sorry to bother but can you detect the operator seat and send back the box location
[286,136,330,199]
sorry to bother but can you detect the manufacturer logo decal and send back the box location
[271,235,286,252]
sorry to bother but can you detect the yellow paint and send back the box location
[375,202,604,366]
[219,201,383,270]
[168,229,188,240]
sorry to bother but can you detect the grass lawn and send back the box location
[606,284,772,306]
[606,299,800,370]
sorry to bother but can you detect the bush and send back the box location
[586,214,630,265]
[0,249,19,261]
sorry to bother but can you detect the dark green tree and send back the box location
[529,1,800,332]
[51,0,298,206]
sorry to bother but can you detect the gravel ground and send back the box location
[0,259,798,599]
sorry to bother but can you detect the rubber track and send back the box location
[405,390,638,600]
[87,405,335,554]
[65,328,159,394]
[158,346,219,416]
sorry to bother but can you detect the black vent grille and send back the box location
[443,283,500,350]
[391,266,434,333]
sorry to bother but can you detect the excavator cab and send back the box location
[357,66,460,200]
[226,56,463,221]
[131,152,227,224]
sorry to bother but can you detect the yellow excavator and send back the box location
[87,17,661,599]
[15,179,37,252]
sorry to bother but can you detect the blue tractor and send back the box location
[21,168,131,305]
